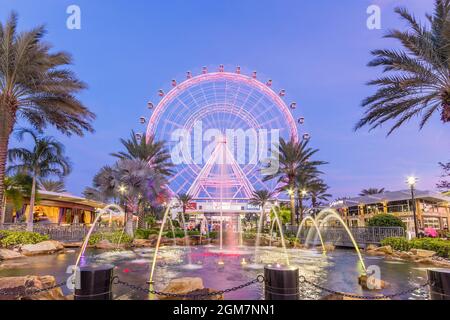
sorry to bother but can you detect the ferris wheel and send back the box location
[142,65,307,198]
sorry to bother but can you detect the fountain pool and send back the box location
[0,246,430,300]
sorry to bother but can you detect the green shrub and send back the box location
[0,230,49,247]
[165,228,187,238]
[381,237,411,251]
[243,232,256,240]
[135,229,159,239]
[208,231,218,239]
[88,231,133,245]
[381,237,450,258]
[367,214,406,229]
[410,238,450,258]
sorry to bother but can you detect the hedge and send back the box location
[0,230,49,247]
[88,231,133,245]
[367,214,406,229]
[381,237,450,258]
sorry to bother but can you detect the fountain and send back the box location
[75,204,125,269]
[295,216,327,254]
[251,206,289,267]
[308,208,367,272]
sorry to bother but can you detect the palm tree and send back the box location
[111,131,173,177]
[0,12,94,223]
[176,193,193,223]
[309,179,332,208]
[7,129,71,230]
[38,179,67,193]
[1,173,32,224]
[249,189,275,228]
[359,188,386,196]
[295,167,325,223]
[265,138,326,225]
[355,0,450,135]
[84,159,167,235]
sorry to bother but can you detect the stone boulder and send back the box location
[0,275,66,300]
[410,249,436,258]
[0,249,24,260]
[358,274,389,290]
[94,240,115,250]
[133,239,153,247]
[62,242,82,248]
[368,245,393,255]
[20,240,64,256]
[158,277,223,300]
[366,244,378,251]
[324,243,335,252]
[184,288,224,300]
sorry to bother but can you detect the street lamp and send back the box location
[407,176,419,237]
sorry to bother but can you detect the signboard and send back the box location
[186,202,197,210]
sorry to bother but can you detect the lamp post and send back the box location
[407,176,419,238]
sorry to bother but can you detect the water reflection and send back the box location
[0,246,430,300]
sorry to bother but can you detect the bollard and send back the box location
[264,264,299,300]
[74,264,114,300]
[427,268,450,300]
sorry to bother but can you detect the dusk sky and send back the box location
[1,0,448,199]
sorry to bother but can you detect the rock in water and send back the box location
[186,288,224,300]
[95,240,115,250]
[0,249,24,260]
[20,241,64,256]
[0,275,66,300]
[158,277,205,300]
[358,274,389,290]
[410,249,436,258]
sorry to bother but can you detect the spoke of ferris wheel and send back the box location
[229,84,255,130]
[258,116,281,128]
[246,93,266,120]
[168,166,189,183]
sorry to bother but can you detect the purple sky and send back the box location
[1,0,448,198]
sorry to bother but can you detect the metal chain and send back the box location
[113,274,264,298]
[0,281,67,298]
[299,275,430,300]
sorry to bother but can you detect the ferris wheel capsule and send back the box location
[147,102,154,109]
[290,102,297,109]
[219,64,224,72]
[279,89,286,97]
[266,80,272,87]
[135,133,142,141]
[303,133,310,140]
[236,66,241,74]
[187,71,192,79]
[202,66,208,74]
[298,117,305,124]
[158,89,165,97]
[252,71,257,79]
[171,79,177,87]
[139,117,146,124]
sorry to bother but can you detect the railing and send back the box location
[0,223,123,242]
[286,226,405,247]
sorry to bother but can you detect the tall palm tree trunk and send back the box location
[289,194,296,226]
[0,101,15,225]
[1,194,6,225]
[27,176,37,231]
[298,194,304,223]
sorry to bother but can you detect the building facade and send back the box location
[333,190,450,232]
[3,191,104,225]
